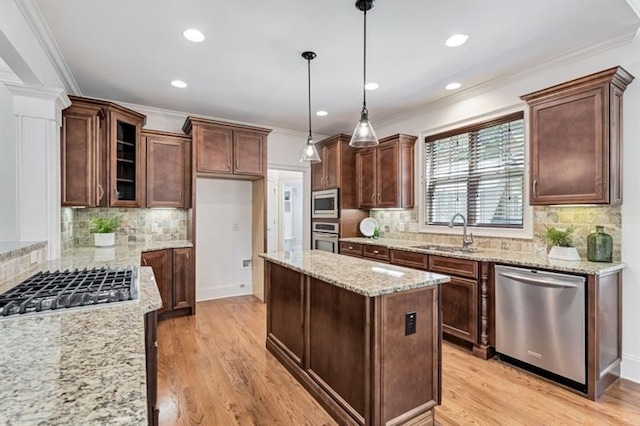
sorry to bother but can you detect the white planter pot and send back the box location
[94,233,115,247]
[548,246,580,261]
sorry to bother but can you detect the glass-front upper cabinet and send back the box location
[109,109,145,207]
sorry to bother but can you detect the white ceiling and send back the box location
[35,0,639,135]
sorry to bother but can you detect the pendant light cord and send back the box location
[362,8,367,112]
[307,56,312,140]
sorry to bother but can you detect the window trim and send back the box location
[417,107,533,240]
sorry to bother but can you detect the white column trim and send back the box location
[3,81,70,125]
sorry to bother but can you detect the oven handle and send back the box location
[498,271,577,288]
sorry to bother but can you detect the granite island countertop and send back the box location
[340,237,626,275]
[0,240,192,426]
[260,249,450,297]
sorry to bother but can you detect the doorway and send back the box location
[267,169,304,253]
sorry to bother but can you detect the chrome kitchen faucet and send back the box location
[449,213,474,250]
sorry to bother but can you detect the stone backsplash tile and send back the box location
[74,208,188,247]
[371,204,621,261]
[61,208,75,253]
[0,245,47,285]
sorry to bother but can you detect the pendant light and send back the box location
[349,0,378,148]
[299,51,321,163]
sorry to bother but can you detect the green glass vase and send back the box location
[587,226,613,262]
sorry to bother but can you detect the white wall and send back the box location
[376,37,640,383]
[195,178,253,300]
[0,81,18,241]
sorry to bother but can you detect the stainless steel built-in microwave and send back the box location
[312,189,339,219]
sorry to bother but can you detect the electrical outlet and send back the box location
[405,311,417,336]
[30,251,38,264]
[151,223,159,233]
[233,223,240,232]
[242,259,252,269]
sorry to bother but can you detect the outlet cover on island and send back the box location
[30,251,38,264]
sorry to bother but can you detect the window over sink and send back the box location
[424,111,525,230]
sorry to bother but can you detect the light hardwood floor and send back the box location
[157,296,640,426]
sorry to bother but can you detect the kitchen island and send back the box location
[260,250,450,426]
[0,241,191,426]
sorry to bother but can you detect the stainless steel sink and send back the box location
[411,244,480,254]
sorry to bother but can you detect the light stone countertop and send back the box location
[340,237,626,275]
[0,241,47,262]
[260,249,450,297]
[0,240,192,426]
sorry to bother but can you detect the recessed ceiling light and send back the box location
[183,29,205,43]
[445,34,469,47]
[445,82,461,90]
[365,82,379,91]
[316,110,328,117]
[171,80,188,88]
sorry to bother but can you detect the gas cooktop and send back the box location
[0,266,138,318]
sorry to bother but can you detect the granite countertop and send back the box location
[340,237,626,275]
[0,240,192,425]
[260,250,450,297]
[0,241,47,262]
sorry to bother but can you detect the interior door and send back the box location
[267,178,278,252]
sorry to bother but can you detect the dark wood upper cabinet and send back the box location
[144,130,191,208]
[61,96,146,207]
[310,134,358,209]
[61,101,105,207]
[355,134,416,209]
[521,67,634,205]
[183,117,271,180]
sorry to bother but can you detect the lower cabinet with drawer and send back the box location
[339,241,363,258]
[428,255,492,359]
[363,244,390,262]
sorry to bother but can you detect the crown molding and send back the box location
[2,81,71,111]
[376,23,639,129]
[15,0,82,95]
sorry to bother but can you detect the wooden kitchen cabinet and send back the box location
[339,241,363,258]
[521,66,634,205]
[61,99,106,207]
[61,96,146,207]
[142,247,195,319]
[363,244,390,262]
[310,134,358,209]
[144,130,191,208]
[144,310,159,426]
[355,134,416,209]
[182,117,270,179]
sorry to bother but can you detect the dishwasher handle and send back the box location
[498,271,578,289]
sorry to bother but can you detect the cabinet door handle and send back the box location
[377,193,381,202]
[179,191,182,201]
[236,158,240,169]
[97,185,104,203]
[227,158,231,169]
[143,258,147,266]
[533,179,538,197]
[113,186,119,199]
[186,252,189,261]
[371,193,375,202]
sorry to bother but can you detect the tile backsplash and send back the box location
[0,242,47,285]
[63,208,188,247]
[61,208,75,252]
[371,205,621,261]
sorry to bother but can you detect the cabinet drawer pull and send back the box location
[348,246,354,250]
[373,250,379,254]
[143,258,147,266]
[533,179,538,197]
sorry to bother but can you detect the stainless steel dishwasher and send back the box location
[495,265,586,386]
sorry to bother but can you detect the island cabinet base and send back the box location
[265,262,442,426]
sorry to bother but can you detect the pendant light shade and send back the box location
[349,0,379,148]
[300,51,321,163]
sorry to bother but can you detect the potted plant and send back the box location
[537,225,580,261]
[89,216,120,247]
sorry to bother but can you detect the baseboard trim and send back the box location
[196,285,251,301]
[621,353,640,384]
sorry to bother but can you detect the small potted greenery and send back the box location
[89,216,120,247]
[537,225,580,261]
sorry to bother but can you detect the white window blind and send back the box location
[425,112,525,228]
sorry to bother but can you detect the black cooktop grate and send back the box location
[0,267,135,317]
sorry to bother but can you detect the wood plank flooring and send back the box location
[157,296,640,426]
